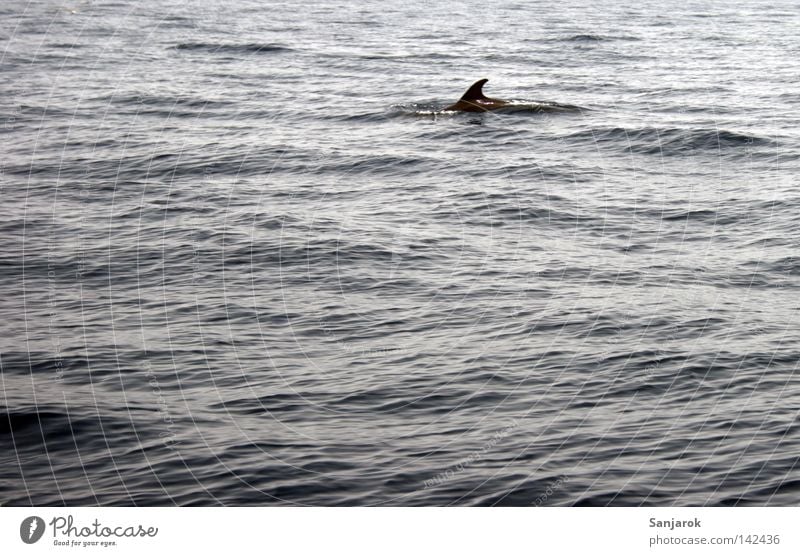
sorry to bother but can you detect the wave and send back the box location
[101,93,235,109]
[567,126,773,155]
[548,33,641,42]
[173,42,292,54]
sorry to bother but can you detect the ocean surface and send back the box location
[2,0,800,506]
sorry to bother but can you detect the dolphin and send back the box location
[443,78,582,114]
[444,78,508,112]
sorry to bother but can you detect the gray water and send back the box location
[3,0,800,506]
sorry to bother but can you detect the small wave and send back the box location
[353,51,460,61]
[660,208,719,222]
[386,103,443,118]
[1,410,66,435]
[0,407,142,441]
[173,42,292,54]
[44,42,86,49]
[567,126,771,155]
[565,34,609,42]
[103,93,234,109]
[338,109,409,122]
[549,34,640,42]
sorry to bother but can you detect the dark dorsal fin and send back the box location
[459,78,489,102]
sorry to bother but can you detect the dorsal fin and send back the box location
[459,78,489,102]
